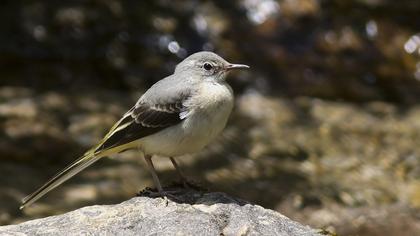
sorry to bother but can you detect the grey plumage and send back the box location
[96,68,199,153]
[20,51,249,209]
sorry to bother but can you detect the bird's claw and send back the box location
[137,187,183,203]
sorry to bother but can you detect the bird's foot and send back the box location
[137,187,183,203]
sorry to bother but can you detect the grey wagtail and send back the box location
[20,51,249,209]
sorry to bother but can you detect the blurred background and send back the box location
[1,0,420,235]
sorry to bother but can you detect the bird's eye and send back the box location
[203,63,213,71]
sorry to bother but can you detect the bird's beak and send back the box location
[225,63,250,71]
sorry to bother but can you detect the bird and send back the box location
[20,51,249,209]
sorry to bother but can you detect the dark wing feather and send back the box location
[94,101,186,153]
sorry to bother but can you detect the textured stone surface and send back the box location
[0,191,320,236]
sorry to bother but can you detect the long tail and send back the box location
[20,109,137,209]
[20,150,104,210]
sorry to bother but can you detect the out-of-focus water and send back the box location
[1,1,420,235]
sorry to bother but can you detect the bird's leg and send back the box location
[142,155,182,203]
[144,155,164,194]
[169,157,189,188]
[169,157,204,190]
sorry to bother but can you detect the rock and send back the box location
[0,190,320,236]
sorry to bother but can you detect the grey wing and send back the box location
[94,97,189,154]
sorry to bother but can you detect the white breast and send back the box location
[138,81,234,157]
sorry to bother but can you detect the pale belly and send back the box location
[137,82,234,157]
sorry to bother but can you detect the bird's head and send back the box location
[174,51,249,81]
